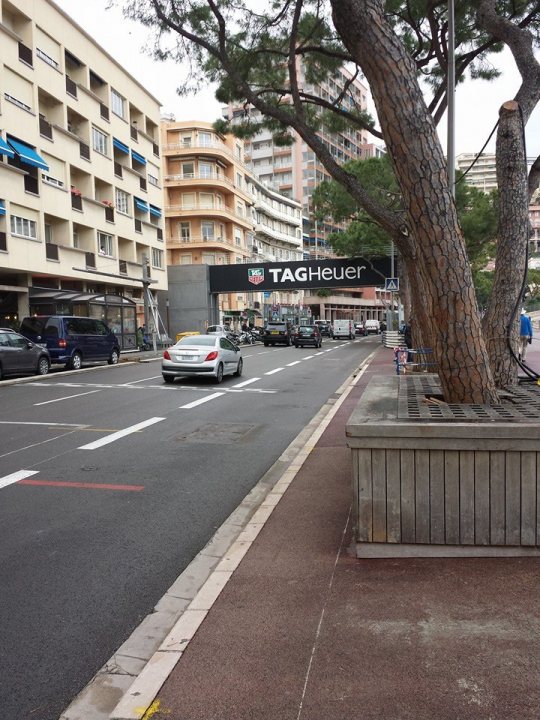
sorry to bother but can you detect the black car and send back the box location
[0,328,51,380]
[314,320,332,337]
[263,321,292,346]
[293,325,322,348]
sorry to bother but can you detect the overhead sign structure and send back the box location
[385,277,399,292]
[209,257,392,294]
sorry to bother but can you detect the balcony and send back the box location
[18,41,33,66]
[165,203,254,228]
[45,243,59,261]
[39,117,53,140]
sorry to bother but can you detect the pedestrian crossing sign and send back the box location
[385,278,399,292]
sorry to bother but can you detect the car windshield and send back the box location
[299,326,315,332]
[175,336,216,347]
[266,324,285,329]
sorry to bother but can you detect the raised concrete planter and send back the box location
[346,375,540,557]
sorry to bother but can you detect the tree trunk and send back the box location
[331,0,499,404]
[482,102,530,388]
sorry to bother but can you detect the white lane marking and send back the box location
[0,420,85,427]
[265,368,283,375]
[258,351,270,355]
[34,390,102,406]
[286,361,302,367]
[180,392,225,409]
[0,469,39,490]
[231,377,260,388]
[314,352,325,356]
[325,349,333,352]
[303,355,314,360]
[121,376,162,385]
[78,417,165,450]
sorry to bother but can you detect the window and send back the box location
[97,231,113,256]
[180,254,192,264]
[182,162,194,178]
[201,221,214,241]
[181,133,192,147]
[199,162,213,178]
[236,172,243,188]
[73,229,79,248]
[202,252,215,264]
[44,224,53,244]
[92,127,108,155]
[181,193,195,209]
[152,248,163,268]
[10,215,37,240]
[41,174,64,188]
[198,131,212,147]
[111,89,126,119]
[148,174,159,187]
[115,188,129,214]
[235,144,242,160]
[200,193,214,209]
[179,222,191,241]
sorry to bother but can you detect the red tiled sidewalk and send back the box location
[151,346,540,720]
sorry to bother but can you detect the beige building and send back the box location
[0,0,166,348]
[162,119,303,325]
[455,153,497,193]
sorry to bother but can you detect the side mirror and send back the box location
[26,341,34,349]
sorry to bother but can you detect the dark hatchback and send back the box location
[263,321,292,346]
[293,325,322,348]
[0,328,50,380]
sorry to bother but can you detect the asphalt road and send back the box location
[0,336,378,720]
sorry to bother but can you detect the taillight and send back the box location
[205,351,218,361]
[163,349,171,360]
[58,339,67,348]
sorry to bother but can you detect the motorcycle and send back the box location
[238,330,256,345]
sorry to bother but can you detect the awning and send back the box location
[0,201,5,216]
[0,136,15,158]
[7,138,49,171]
[113,137,129,154]
[134,197,148,213]
[131,150,146,165]
[149,204,162,218]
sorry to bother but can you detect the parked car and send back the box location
[263,321,292,346]
[331,319,355,340]
[0,328,50,380]
[365,319,381,334]
[314,319,332,337]
[293,325,322,348]
[162,334,243,384]
[206,325,230,336]
[354,321,367,336]
[19,315,120,369]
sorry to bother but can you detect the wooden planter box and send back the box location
[346,375,540,557]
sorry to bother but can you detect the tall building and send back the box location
[225,66,390,323]
[455,153,497,193]
[0,0,165,349]
[161,119,303,326]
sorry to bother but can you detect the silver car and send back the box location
[162,334,243,384]
[0,328,51,380]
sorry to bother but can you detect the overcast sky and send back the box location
[55,0,540,159]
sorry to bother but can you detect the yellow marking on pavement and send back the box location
[142,699,169,718]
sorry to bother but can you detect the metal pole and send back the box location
[447,0,456,197]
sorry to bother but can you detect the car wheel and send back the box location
[36,356,50,376]
[69,351,82,370]
[234,357,243,377]
[162,374,175,384]
[108,348,120,365]
[214,362,224,384]
[263,341,269,347]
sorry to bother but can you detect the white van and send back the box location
[365,319,381,334]
[331,319,355,340]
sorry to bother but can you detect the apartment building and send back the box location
[225,66,391,323]
[455,153,497,193]
[0,0,165,349]
[161,119,304,325]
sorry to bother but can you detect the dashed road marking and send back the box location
[231,377,260,388]
[179,392,225,409]
[34,389,102,406]
[0,469,39,490]
[265,368,283,375]
[78,417,165,450]
[286,361,302,367]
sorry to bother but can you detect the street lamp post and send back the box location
[447,0,456,197]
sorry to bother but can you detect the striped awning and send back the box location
[7,138,49,170]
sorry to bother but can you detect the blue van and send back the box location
[20,315,120,369]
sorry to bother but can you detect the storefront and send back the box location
[28,288,138,350]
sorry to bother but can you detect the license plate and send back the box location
[177,354,195,361]
[271,331,279,335]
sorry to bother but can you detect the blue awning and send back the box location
[113,137,129,154]
[0,136,15,158]
[134,197,148,213]
[0,201,5,216]
[7,138,49,171]
[131,150,146,165]
[149,204,162,218]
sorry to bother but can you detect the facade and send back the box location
[225,66,391,323]
[161,119,304,326]
[0,0,166,348]
[455,153,497,193]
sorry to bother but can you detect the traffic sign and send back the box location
[385,277,399,292]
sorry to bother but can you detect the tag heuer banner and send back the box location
[209,257,392,293]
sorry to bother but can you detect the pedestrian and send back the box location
[519,309,533,361]
[403,320,413,349]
